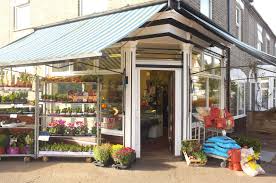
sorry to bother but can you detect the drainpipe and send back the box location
[227,0,231,32]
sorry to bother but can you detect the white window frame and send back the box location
[257,24,263,51]
[200,0,212,19]
[236,6,242,40]
[14,1,30,30]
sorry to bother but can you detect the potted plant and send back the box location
[72,108,77,116]
[60,108,67,116]
[24,134,34,154]
[112,147,136,169]
[111,144,124,160]
[91,126,97,136]
[67,107,72,116]
[88,107,96,116]
[54,107,60,116]
[84,107,89,116]
[93,143,111,167]
[7,140,19,155]
[181,140,207,166]
[65,122,75,136]
[75,121,88,136]
[0,134,9,154]
[76,107,82,116]
[57,120,66,135]
[47,121,59,135]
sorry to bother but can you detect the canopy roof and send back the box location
[230,69,247,81]
[0,3,166,67]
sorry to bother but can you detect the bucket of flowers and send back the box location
[112,147,136,169]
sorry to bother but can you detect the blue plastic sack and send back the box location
[213,144,231,154]
[203,142,216,148]
[216,142,241,149]
[206,136,236,144]
[203,147,229,158]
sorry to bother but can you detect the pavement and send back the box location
[0,156,275,183]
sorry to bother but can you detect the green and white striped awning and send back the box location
[0,3,166,67]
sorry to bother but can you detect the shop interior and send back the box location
[140,70,175,155]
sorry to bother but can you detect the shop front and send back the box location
[0,1,254,160]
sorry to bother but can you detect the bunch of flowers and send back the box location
[113,147,136,166]
[47,120,66,135]
[65,122,76,135]
[75,121,88,135]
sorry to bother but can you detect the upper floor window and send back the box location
[79,0,108,16]
[266,34,270,54]
[14,0,30,30]
[200,0,212,18]
[257,24,263,51]
[236,6,242,40]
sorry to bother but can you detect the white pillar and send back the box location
[121,41,138,154]
[181,43,193,140]
[221,55,226,109]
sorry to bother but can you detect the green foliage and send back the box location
[0,134,9,147]
[39,143,93,152]
[191,151,207,164]
[93,143,111,164]
[113,147,136,166]
[181,140,201,156]
[233,136,262,153]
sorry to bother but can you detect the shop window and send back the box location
[79,0,108,16]
[266,34,270,54]
[257,79,269,110]
[101,74,123,132]
[191,53,202,73]
[200,0,212,18]
[273,79,276,107]
[209,78,220,107]
[236,6,242,40]
[14,0,30,30]
[230,81,245,117]
[257,24,263,51]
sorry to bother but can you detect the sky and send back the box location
[252,0,276,34]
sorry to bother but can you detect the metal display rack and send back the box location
[0,76,39,162]
[37,76,102,162]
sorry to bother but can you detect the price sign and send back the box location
[10,114,18,118]
[38,135,50,141]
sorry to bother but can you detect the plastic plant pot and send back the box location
[0,147,5,154]
[7,147,20,154]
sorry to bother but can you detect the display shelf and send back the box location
[0,104,35,108]
[101,128,123,136]
[0,124,35,129]
[39,115,96,118]
[0,86,33,92]
[39,101,97,104]
[0,154,35,157]
[0,113,34,116]
[38,151,93,157]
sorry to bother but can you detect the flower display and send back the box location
[113,147,136,166]
[47,120,89,136]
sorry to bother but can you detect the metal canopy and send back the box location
[175,1,276,66]
[0,3,166,67]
